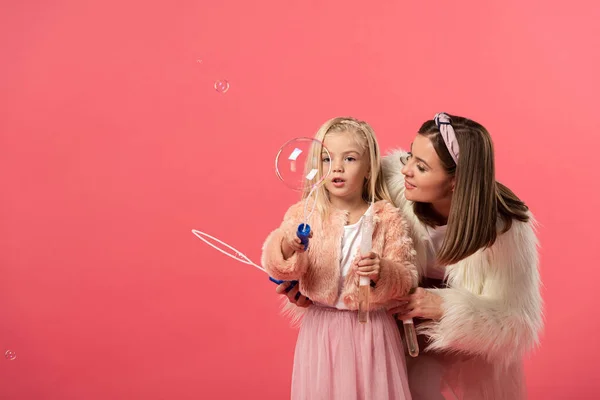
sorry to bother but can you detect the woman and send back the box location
[277,112,543,399]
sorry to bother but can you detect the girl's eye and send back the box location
[322,157,330,163]
[345,157,356,162]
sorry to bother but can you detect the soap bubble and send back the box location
[214,80,230,94]
[4,350,16,361]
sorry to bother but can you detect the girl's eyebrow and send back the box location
[323,149,362,156]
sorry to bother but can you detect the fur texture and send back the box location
[382,149,544,399]
[262,200,418,316]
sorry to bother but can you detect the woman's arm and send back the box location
[396,219,543,365]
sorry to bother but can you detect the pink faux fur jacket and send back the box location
[261,200,418,309]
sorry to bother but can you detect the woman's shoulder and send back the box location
[485,212,539,261]
[498,211,538,241]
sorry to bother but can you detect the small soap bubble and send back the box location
[196,59,203,63]
[4,350,16,360]
[214,80,230,94]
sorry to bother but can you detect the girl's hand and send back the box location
[281,229,312,260]
[388,287,444,321]
[276,282,312,308]
[356,251,381,283]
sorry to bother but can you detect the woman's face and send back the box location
[401,134,454,203]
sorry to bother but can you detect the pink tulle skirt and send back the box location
[291,306,411,400]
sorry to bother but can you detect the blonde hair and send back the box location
[302,117,393,218]
[414,114,529,266]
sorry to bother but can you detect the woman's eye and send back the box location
[417,164,426,172]
[400,152,412,165]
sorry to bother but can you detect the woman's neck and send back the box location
[430,197,452,226]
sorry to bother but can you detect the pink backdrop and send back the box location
[1,1,599,398]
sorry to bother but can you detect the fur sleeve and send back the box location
[419,218,544,366]
[260,203,310,281]
[370,205,419,305]
[382,149,410,210]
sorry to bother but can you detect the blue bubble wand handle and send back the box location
[297,223,311,250]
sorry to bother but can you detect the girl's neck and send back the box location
[330,196,370,225]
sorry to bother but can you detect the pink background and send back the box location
[1,0,599,398]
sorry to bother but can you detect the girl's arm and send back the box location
[261,203,310,281]
[370,212,418,305]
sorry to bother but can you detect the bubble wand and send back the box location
[193,137,331,296]
[358,212,374,323]
[269,137,331,286]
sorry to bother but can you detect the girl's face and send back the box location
[322,131,370,203]
[401,134,454,203]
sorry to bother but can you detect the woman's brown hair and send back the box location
[414,114,529,266]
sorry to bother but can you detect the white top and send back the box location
[332,205,373,309]
[425,224,447,280]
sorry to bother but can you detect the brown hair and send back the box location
[414,114,529,266]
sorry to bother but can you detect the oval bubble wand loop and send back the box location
[191,228,301,293]
[191,229,264,272]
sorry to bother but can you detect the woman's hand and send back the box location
[356,251,381,283]
[276,282,312,308]
[388,287,444,320]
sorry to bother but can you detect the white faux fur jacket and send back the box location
[382,150,544,400]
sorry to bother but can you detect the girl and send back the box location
[262,117,417,400]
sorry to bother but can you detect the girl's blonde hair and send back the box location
[302,117,393,218]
